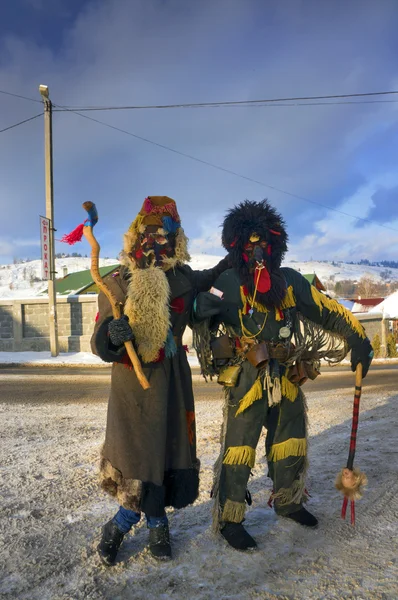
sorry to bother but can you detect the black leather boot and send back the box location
[220,522,257,551]
[97,520,125,566]
[283,506,318,527]
[148,524,172,560]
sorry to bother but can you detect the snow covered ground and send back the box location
[1,256,398,299]
[1,384,397,599]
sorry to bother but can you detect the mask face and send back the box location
[243,234,270,273]
[130,225,176,268]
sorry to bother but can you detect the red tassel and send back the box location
[341,496,348,519]
[60,222,86,245]
[267,489,274,508]
[350,500,355,526]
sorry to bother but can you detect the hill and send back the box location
[1,256,398,299]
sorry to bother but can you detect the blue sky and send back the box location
[0,0,398,264]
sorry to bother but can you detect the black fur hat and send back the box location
[221,199,288,268]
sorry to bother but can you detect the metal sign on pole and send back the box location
[39,84,59,356]
[39,215,51,280]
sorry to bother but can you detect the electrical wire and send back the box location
[0,113,42,134]
[53,89,398,112]
[0,89,42,103]
[59,107,398,233]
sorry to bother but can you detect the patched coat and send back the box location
[91,260,228,516]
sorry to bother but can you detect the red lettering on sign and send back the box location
[44,244,48,251]
[44,253,48,260]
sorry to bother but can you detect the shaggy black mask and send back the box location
[221,200,288,309]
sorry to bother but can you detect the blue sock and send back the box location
[146,514,169,529]
[112,506,141,534]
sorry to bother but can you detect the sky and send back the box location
[0,0,398,265]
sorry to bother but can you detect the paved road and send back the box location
[0,364,396,404]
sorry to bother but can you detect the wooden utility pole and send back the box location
[39,84,59,356]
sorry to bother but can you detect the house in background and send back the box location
[303,273,326,291]
[44,264,119,295]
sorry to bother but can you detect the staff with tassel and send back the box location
[335,363,367,525]
[61,202,150,390]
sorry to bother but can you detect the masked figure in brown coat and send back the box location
[92,196,229,565]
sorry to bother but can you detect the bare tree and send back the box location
[357,275,378,298]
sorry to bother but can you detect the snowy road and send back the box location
[0,364,397,404]
[0,377,397,599]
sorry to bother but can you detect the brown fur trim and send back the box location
[124,265,171,363]
[99,457,143,512]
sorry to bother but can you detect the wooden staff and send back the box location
[335,363,367,525]
[82,201,150,390]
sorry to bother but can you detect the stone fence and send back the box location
[0,297,393,355]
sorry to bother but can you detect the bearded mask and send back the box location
[221,200,288,309]
[119,196,191,363]
[129,225,177,269]
[122,196,190,272]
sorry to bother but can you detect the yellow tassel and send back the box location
[240,286,269,314]
[223,445,256,468]
[235,379,263,416]
[281,376,298,402]
[240,284,296,317]
[268,438,307,462]
[280,285,296,309]
[310,286,366,339]
[128,214,144,234]
[221,499,246,523]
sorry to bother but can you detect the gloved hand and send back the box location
[349,335,374,378]
[194,292,240,326]
[108,315,133,346]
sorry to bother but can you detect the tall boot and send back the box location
[97,520,125,566]
[220,522,257,551]
[148,523,172,560]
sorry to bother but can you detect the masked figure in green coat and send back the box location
[193,200,373,551]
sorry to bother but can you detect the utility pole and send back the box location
[39,84,59,356]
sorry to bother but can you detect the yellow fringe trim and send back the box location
[280,285,296,309]
[240,285,296,320]
[281,376,298,402]
[268,438,307,462]
[310,286,365,339]
[221,499,246,523]
[235,379,263,416]
[128,214,144,234]
[223,445,256,468]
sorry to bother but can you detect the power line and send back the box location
[59,107,398,234]
[0,89,42,104]
[54,99,398,112]
[0,113,42,134]
[54,89,398,112]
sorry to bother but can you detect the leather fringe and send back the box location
[221,499,246,524]
[223,445,256,469]
[235,378,263,416]
[267,437,307,462]
[281,376,298,402]
[310,286,366,339]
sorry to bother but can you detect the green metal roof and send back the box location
[303,273,326,291]
[51,264,119,295]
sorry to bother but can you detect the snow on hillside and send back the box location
[0,256,398,299]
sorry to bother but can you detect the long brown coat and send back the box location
[91,261,227,516]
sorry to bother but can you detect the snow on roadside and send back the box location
[0,386,397,600]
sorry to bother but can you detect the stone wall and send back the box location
[0,296,98,352]
[0,298,391,356]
